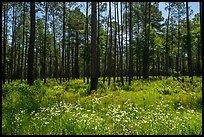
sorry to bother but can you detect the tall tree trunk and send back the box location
[125,2,128,82]
[49,46,52,78]
[83,19,86,83]
[113,4,117,83]
[148,2,152,77]
[21,2,25,81]
[182,51,185,76]
[86,2,90,84]
[196,37,201,76]
[165,2,171,79]
[64,40,67,80]
[43,2,48,83]
[3,4,7,84]
[71,39,74,79]
[40,38,43,79]
[27,2,35,86]
[90,2,98,92]
[186,2,192,78]
[170,28,174,78]
[129,2,133,85]
[119,2,124,85]
[143,2,149,79]
[24,32,28,80]
[52,8,58,80]
[10,3,16,82]
[35,38,38,79]
[17,43,21,79]
[157,54,160,77]
[97,2,100,78]
[137,22,141,79]
[103,19,109,84]
[13,40,17,80]
[5,3,9,83]
[200,2,202,72]
[197,2,202,76]
[177,7,180,78]
[74,31,79,79]
[61,2,66,82]
[58,38,61,80]
[108,2,112,86]
[67,30,70,80]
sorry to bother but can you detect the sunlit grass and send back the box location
[2,76,202,135]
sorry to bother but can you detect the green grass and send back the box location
[2,76,202,135]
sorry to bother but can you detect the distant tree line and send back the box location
[2,2,202,91]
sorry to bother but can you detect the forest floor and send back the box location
[2,76,202,135]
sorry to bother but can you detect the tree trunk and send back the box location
[137,23,141,79]
[97,2,100,78]
[119,2,124,85]
[125,2,128,82]
[52,8,58,80]
[74,31,79,79]
[129,2,133,85]
[24,32,28,80]
[3,4,7,84]
[49,46,52,78]
[35,37,38,79]
[21,2,25,83]
[196,37,201,76]
[186,2,192,78]
[67,30,70,80]
[90,2,98,92]
[86,2,90,84]
[61,2,66,82]
[103,19,109,84]
[113,4,117,83]
[108,2,112,86]
[165,3,171,79]
[71,39,74,79]
[10,3,16,82]
[148,2,152,77]
[27,2,35,86]
[177,8,180,78]
[43,2,48,83]
[200,2,202,73]
[143,2,149,79]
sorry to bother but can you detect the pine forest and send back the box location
[2,2,202,135]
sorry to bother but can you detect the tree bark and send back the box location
[119,2,124,85]
[177,7,180,78]
[27,2,35,86]
[52,7,58,80]
[43,2,48,83]
[3,4,7,84]
[90,2,98,92]
[86,2,90,84]
[61,2,66,82]
[108,2,112,86]
[114,4,117,83]
[74,31,79,79]
[67,30,70,80]
[125,2,128,82]
[103,19,109,84]
[129,2,133,85]
[186,2,192,78]
[143,2,149,79]
[165,3,171,79]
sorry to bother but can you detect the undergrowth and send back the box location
[2,76,202,135]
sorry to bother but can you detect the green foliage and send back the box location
[2,77,202,135]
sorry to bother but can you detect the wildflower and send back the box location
[45,122,49,125]
[178,105,184,110]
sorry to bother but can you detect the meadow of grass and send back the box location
[2,76,202,135]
